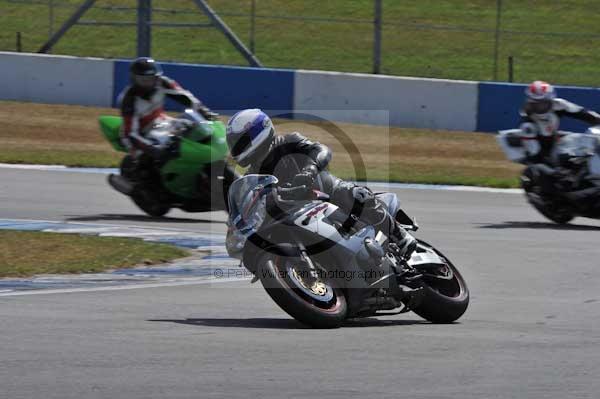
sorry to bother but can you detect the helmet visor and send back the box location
[227,131,252,159]
[134,75,158,90]
[528,100,552,114]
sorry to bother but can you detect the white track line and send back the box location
[0,163,522,194]
[0,277,250,297]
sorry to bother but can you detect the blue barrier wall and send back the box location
[113,61,295,112]
[477,82,600,133]
[6,52,600,133]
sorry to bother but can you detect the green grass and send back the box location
[1,0,600,86]
[0,100,522,188]
[0,230,189,278]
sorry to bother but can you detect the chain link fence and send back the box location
[2,0,600,86]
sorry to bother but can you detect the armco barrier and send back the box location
[477,82,600,133]
[112,61,295,112]
[294,70,479,131]
[0,52,113,107]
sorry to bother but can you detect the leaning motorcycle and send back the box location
[497,125,600,224]
[99,109,237,216]
[226,174,469,328]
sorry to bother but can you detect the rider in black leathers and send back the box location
[226,109,417,259]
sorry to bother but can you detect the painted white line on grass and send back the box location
[0,163,523,194]
[0,277,250,297]
[0,218,240,294]
[0,217,225,236]
[0,163,68,171]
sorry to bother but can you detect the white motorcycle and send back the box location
[225,174,469,328]
[497,124,600,223]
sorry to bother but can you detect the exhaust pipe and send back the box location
[108,174,134,196]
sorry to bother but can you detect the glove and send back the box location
[204,111,219,121]
[291,171,315,189]
[195,104,219,121]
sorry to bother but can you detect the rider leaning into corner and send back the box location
[225,108,417,260]
[520,81,600,209]
[114,57,217,185]
[520,80,600,164]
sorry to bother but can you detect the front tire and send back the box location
[131,191,170,217]
[411,242,469,323]
[521,167,574,224]
[120,156,171,217]
[257,253,347,329]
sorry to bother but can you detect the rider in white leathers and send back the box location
[520,81,600,210]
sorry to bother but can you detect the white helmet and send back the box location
[525,81,556,114]
[226,109,274,166]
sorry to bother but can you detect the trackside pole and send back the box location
[38,0,97,53]
[373,0,382,74]
[137,0,152,57]
[192,0,263,67]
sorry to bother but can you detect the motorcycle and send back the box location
[225,174,469,328]
[497,125,600,224]
[98,109,237,217]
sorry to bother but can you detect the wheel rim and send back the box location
[285,262,334,303]
[423,265,462,298]
[417,245,467,299]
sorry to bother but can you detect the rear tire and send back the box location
[411,242,469,323]
[257,253,347,329]
[196,161,239,212]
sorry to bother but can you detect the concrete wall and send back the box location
[294,70,479,131]
[0,52,114,107]
[3,52,600,134]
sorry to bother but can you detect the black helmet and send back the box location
[130,57,163,90]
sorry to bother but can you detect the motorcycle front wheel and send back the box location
[131,190,171,217]
[121,156,171,217]
[256,253,347,329]
[521,167,574,224]
[410,241,469,323]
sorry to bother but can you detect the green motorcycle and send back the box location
[99,109,237,217]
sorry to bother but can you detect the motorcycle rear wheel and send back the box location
[257,253,347,329]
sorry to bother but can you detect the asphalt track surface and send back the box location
[1,168,600,399]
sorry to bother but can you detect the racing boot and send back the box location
[390,222,417,261]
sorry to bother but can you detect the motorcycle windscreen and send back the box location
[228,174,278,235]
[555,133,598,158]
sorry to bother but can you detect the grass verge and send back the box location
[0,100,521,187]
[2,0,600,85]
[0,230,189,278]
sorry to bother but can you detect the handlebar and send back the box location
[276,185,312,203]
